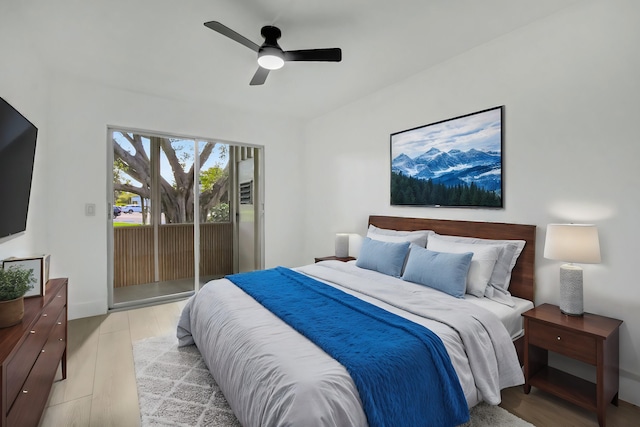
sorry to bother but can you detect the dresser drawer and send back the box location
[51,309,67,343]
[5,288,67,409]
[46,285,67,318]
[6,317,67,427]
[528,321,596,365]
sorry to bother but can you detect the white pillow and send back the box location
[367,225,432,248]
[426,235,501,297]
[430,233,525,292]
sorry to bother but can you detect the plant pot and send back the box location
[0,297,25,328]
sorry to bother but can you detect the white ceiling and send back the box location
[15,0,579,120]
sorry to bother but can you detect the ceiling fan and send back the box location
[204,21,342,86]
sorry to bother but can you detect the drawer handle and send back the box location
[22,390,28,394]
[557,336,561,340]
[57,322,62,325]
[30,330,36,334]
[59,338,64,341]
[57,295,62,298]
[43,313,48,317]
[41,349,45,353]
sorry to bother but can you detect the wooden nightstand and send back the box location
[522,304,623,427]
[314,256,356,263]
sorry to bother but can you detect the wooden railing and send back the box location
[113,222,233,288]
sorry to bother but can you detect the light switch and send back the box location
[85,203,96,216]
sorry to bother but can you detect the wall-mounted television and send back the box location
[0,97,38,239]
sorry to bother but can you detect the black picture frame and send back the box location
[390,106,504,208]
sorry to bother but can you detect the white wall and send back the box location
[0,44,307,318]
[0,2,50,258]
[303,0,640,405]
[1,2,307,321]
[42,73,306,318]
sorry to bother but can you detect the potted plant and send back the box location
[0,265,36,328]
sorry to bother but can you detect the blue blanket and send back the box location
[226,267,469,427]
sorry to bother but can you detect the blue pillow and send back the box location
[355,237,410,277]
[402,247,473,298]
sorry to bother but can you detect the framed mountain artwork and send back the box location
[390,106,503,208]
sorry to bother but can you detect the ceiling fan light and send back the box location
[258,48,285,70]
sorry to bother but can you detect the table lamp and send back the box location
[335,233,363,258]
[335,233,350,258]
[544,224,601,316]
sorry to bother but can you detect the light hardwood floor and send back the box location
[40,300,188,427]
[39,300,639,427]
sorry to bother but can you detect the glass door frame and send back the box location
[106,126,264,310]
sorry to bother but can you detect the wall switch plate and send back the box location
[85,203,96,216]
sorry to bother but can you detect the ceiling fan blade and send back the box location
[284,48,342,62]
[204,21,260,52]
[249,67,270,86]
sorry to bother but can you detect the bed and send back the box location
[177,215,536,427]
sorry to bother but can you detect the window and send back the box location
[240,181,253,205]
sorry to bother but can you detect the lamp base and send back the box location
[560,309,584,317]
[559,264,584,316]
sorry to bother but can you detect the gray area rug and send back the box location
[133,335,534,427]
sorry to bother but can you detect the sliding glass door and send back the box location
[108,130,235,308]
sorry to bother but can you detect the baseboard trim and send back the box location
[68,300,107,320]
[620,373,640,407]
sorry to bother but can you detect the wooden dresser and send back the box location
[0,278,68,427]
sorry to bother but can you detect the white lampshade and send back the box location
[348,234,363,258]
[544,224,601,264]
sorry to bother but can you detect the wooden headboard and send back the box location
[368,215,536,302]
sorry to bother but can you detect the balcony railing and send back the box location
[113,222,233,288]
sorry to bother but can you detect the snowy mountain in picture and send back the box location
[392,147,502,193]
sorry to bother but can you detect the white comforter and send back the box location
[177,261,524,427]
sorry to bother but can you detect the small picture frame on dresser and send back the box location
[2,254,50,297]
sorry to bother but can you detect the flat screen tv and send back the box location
[0,97,38,239]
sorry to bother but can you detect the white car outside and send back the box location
[121,204,142,213]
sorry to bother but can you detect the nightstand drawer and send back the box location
[529,321,596,365]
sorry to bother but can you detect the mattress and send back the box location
[464,294,534,340]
